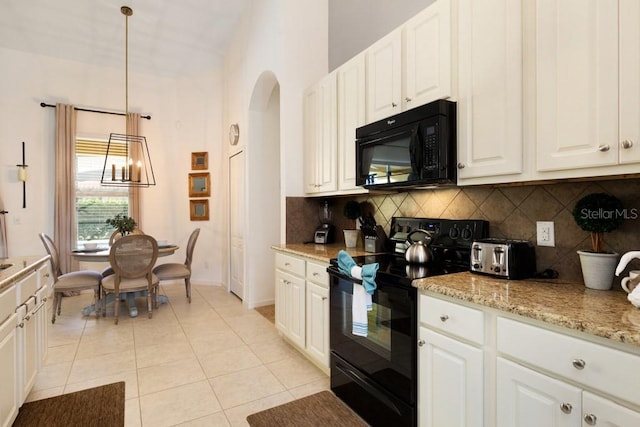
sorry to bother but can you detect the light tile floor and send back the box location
[27,284,330,426]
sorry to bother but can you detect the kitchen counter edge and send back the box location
[271,243,375,263]
[0,255,51,292]
[414,271,640,348]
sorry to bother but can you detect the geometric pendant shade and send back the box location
[100,133,156,187]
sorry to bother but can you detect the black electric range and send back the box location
[327,217,488,427]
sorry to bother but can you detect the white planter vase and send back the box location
[577,250,619,290]
[344,230,360,248]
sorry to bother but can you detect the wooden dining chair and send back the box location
[152,228,200,303]
[102,228,145,277]
[39,233,103,323]
[101,234,159,324]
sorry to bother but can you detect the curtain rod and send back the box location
[39,102,151,120]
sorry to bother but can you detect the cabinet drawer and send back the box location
[419,294,484,345]
[497,317,640,407]
[38,263,53,287]
[306,261,328,286]
[17,271,38,304]
[0,286,17,325]
[275,253,305,277]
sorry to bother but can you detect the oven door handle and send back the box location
[334,360,403,416]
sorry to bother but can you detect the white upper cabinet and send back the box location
[303,72,338,194]
[404,0,453,109]
[619,0,640,165]
[337,53,366,191]
[456,0,524,180]
[366,0,453,123]
[536,0,619,171]
[366,30,403,122]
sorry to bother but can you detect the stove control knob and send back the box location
[494,266,501,273]
[472,263,481,269]
[461,227,473,240]
[448,226,460,239]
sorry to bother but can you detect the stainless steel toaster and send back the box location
[470,238,536,279]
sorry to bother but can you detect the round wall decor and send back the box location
[229,123,240,145]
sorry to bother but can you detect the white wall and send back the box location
[221,0,328,306]
[0,46,224,286]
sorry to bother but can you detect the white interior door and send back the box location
[229,151,245,299]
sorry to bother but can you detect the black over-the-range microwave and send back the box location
[355,99,456,190]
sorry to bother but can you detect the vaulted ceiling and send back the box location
[0,0,250,77]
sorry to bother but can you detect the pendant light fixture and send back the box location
[101,6,156,187]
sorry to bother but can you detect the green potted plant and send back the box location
[105,213,137,237]
[343,200,362,248]
[572,192,624,290]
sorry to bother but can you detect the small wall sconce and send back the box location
[16,141,28,208]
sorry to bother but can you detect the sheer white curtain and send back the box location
[54,103,78,273]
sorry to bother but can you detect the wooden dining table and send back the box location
[71,244,179,262]
[71,244,179,318]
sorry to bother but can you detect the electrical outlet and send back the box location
[536,221,555,247]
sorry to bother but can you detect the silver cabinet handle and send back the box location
[457,163,465,169]
[313,272,319,276]
[583,413,597,425]
[572,359,586,370]
[405,97,412,102]
[621,139,633,149]
[284,263,290,266]
[598,144,610,152]
[560,403,572,414]
[439,314,449,322]
[418,340,425,347]
[392,102,398,108]
[322,297,327,301]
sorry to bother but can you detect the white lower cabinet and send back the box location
[275,269,305,349]
[0,311,18,427]
[274,252,330,372]
[497,317,640,427]
[420,292,640,427]
[497,357,582,427]
[419,326,483,427]
[418,294,484,427]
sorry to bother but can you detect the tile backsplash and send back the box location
[287,178,640,286]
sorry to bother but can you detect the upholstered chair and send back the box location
[152,228,200,303]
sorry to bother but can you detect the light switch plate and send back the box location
[536,221,555,247]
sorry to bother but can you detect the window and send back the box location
[75,139,129,245]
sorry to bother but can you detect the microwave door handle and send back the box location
[409,126,421,179]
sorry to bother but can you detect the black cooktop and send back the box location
[329,217,489,287]
[330,253,470,287]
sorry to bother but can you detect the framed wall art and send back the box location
[188,172,210,197]
[190,199,209,221]
[191,152,208,170]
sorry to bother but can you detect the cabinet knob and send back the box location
[621,139,633,149]
[572,358,586,370]
[392,102,398,108]
[598,144,610,152]
[313,272,319,277]
[418,339,425,347]
[583,413,597,425]
[457,162,465,169]
[559,403,572,414]
[439,314,449,322]
[322,296,327,301]
[405,97,412,102]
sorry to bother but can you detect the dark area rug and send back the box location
[13,382,125,427]
[246,390,368,426]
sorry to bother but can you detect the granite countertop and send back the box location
[414,272,640,348]
[271,243,374,263]
[0,256,50,292]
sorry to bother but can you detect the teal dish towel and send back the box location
[337,250,379,337]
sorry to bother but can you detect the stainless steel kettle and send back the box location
[405,229,433,264]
